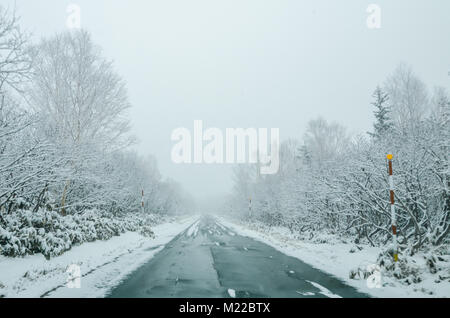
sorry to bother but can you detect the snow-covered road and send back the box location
[107,216,369,298]
[0,216,198,298]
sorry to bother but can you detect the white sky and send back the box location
[5,0,450,200]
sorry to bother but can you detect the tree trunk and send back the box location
[60,179,71,216]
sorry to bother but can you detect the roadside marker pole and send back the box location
[141,189,144,213]
[248,197,252,218]
[387,154,398,262]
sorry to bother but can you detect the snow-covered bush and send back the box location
[0,209,157,259]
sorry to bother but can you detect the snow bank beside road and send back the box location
[218,218,450,298]
[0,215,199,298]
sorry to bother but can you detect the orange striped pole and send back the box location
[387,154,398,262]
[141,189,144,213]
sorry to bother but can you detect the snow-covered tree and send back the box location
[0,6,31,93]
[384,64,428,133]
[368,86,393,140]
[28,30,134,214]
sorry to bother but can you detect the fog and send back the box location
[6,0,450,201]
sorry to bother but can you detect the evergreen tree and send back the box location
[368,86,392,139]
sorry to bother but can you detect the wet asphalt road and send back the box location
[107,217,369,298]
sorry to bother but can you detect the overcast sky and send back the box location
[5,0,450,201]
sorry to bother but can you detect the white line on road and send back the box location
[306,280,342,298]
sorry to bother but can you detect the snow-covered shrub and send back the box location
[373,247,450,286]
[0,209,157,259]
[139,225,155,238]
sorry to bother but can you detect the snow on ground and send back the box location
[0,215,199,298]
[227,288,236,298]
[186,220,200,237]
[218,217,450,298]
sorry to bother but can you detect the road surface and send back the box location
[107,217,369,298]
